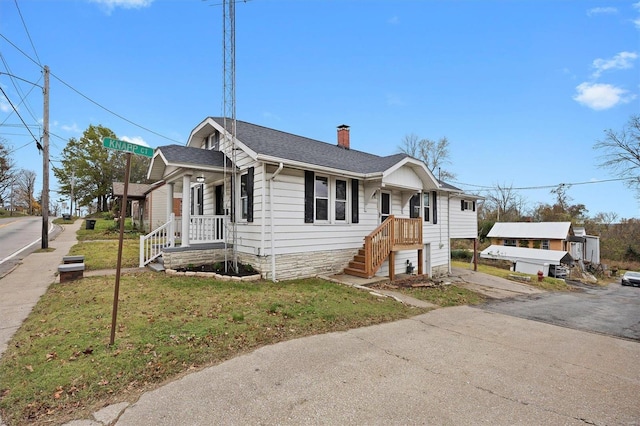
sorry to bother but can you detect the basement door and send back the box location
[424,243,431,277]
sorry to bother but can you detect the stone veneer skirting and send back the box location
[162,246,359,281]
[162,246,449,281]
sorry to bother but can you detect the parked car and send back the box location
[621,271,640,286]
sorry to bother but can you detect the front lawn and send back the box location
[0,274,428,425]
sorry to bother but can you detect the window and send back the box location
[541,240,550,250]
[504,239,516,247]
[335,179,347,221]
[423,193,431,222]
[236,167,254,222]
[315,176,329,221]
[519,239,529,248]
[304,171,358,224]
[461,200,476,211]
[409,194,420,219]
[240,173,249,219]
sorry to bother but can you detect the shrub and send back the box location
[451,249,473,261]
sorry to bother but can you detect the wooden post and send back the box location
[389,251,395,281]
[110,152,131,346]
[417,248,423,275]
[473,238,478,271]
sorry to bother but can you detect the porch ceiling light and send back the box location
[196,175,205,183]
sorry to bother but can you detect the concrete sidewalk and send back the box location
[0,219,83,355]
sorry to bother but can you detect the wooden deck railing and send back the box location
[363,216,422,277]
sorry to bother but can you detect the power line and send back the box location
[13,0,42,66]
[451,177,635,192]
[1,33,181,144]
[49,72,182,144]
[0,85,40,151]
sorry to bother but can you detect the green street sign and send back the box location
[102,137,154,158]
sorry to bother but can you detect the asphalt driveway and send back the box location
[481,279,640,341]
[115,306,640,425]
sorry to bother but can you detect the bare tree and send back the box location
[594,114,640,194]
[0,138,16,207]
[398,134,456,181]
[15,169,37,215]
[484,182,527,222]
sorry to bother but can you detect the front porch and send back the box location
[139,213,227,267]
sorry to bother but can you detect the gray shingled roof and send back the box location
[157,144,231,168]
[210,117,409,174]
[112,182,152,199]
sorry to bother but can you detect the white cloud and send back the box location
[388,16,400,25]
[61,123,81,134]
[120,135,149,146]
[0,99,10,113]
[573,82,636,110]
[587,6,618,16]
[634,1,640,9]
[89,0,153,12]
[592,51,638,78]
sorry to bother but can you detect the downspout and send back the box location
[260,162,266,259]
[447,192,451,274]
[269,163,284,281]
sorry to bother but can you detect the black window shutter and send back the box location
[461,199,465,211]
[472,201,476,212]
[247,167,254,222]
[230,174,235,222]
[304,170,314,223]
[351,179,359,223]
[198,184,204,215]
[432,191,438,224]
[190,187,195,215]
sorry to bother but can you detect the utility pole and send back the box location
[41,65,50,249]
[70,171,75,217]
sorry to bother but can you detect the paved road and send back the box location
[481,279,640,341]
[0,216,50,278]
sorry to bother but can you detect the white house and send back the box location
[142,117,480,281]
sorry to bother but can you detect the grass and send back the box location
[392,284,486,306]
[68,240,140,270]
[0,274,429,425]
[451,260,571,291]
[76,218,142,241]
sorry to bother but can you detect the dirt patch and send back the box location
[371,274,444,290]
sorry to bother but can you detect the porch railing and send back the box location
[189,215,225,243]
[363,216,422,278]
[139,213,176,267]
[139,214,226,267]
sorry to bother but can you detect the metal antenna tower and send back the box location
[222,0,238,272]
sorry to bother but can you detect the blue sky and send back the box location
[1,0,639,220]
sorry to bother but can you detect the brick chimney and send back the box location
[337,124,350,149]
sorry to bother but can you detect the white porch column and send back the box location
[166,182,174,222]
[181,174,191,247]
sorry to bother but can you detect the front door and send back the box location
[381,192,390,223]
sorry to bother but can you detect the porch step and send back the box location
[147,261,165,272]
[343,267,370,278]
[344,246,370,278]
